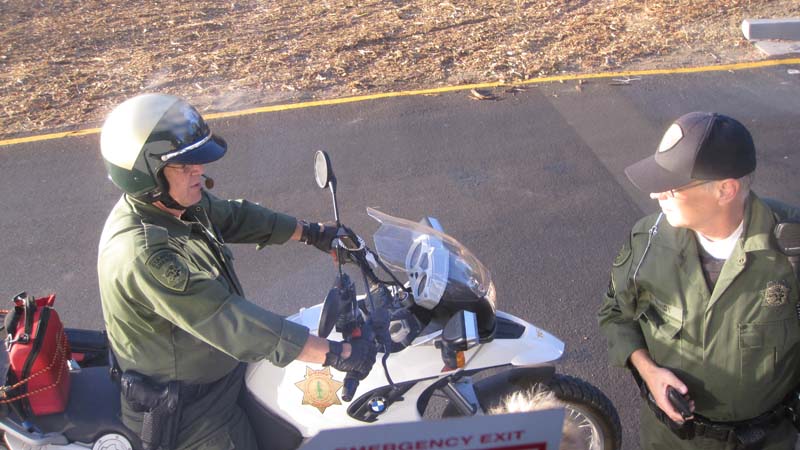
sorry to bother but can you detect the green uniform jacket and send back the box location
[598,194,800,422]
[98,191,310,385]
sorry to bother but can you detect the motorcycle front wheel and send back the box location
[542,374,622,450]
[443,373,622,450]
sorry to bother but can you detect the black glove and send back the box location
[324,339,377,379]
[300,221,340,253]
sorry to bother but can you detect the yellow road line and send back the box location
[0,127,102,147]
[3,57,800,148]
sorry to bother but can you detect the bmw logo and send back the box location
[369,397,386,413]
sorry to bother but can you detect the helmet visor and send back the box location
[161,134,227,165]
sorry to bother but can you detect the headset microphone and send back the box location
[202,175,215,189]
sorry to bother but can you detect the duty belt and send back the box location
[631,367,788,449]
[664,407,787,449]
[180,378,215,404]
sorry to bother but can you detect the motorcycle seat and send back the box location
[27,366,143,449]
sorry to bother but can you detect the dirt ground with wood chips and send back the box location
[1,0,799,140]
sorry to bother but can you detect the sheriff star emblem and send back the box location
[763,280,790,307]
[294,367,344,413]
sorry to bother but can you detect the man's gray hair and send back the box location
[702,172,753,200]
[737,172,754,196]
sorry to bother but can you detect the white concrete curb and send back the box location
[742,18,800,56]
[742,18,800,41]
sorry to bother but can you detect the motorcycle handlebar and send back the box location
[333,228,364,252]
[339,327,381,402]
[342,373,360,402]
[327,227,398,401]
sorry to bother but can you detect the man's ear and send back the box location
[717,179,740,205]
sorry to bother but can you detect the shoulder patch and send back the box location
[613,241,632,267]
[146,249,189,292]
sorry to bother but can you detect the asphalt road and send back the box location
[1,64,799,449]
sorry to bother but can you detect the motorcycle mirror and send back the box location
[314,150,334,190]
[441,311,479,351]
[318,284,342,338]
[314,150,342,226]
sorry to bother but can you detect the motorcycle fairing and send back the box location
[467,312,564,367]
[243,307,565,437]
[367,208,493,309]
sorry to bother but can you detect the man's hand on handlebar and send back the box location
[301,221,342,253]
[324,338,377,379]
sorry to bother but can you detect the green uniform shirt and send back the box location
[598,194,800,422]
[98,191,310,385]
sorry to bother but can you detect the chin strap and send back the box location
[135,170,187,211]
[153,170,189,210]
[157,193,186,211]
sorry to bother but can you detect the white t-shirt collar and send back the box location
[694,220,744,260]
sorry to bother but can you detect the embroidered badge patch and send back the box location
[763,280,790,307]
[658,123,683,153]
[613,242,631,267]
[295,367,343,413]
[146,249,189,292]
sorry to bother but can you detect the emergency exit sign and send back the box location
[301,408,565,450]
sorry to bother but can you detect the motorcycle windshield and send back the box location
[367,207,493,309]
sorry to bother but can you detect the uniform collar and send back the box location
[124,194,200,233]
[740,193,775,253]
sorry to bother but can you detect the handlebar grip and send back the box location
[342,374,360,402]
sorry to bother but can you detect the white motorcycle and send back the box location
[0,151,621,450]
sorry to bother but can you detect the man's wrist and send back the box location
[299,220,323,246]
[298,220,310,243]
[629,349,658,376]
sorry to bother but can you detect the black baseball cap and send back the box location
[624,112,756,193]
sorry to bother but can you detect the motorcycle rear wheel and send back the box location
[443,373,621,450]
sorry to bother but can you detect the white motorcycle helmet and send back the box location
[100,93,226,206]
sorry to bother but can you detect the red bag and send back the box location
[3,292,71,416]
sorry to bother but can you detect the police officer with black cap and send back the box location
[98,93,377,450]
[598,112,800,449]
